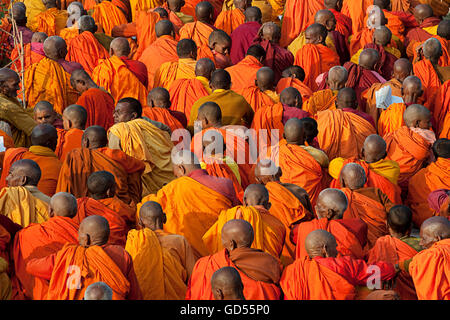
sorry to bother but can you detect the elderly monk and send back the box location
[188,69,254,131]
[187,219,282,300]
[26,215,142,300]
[12,192,79,300]
[0,124,62,197]
[153,38,197,90]
[0,159,49,227]
[237,67,278,113]
[169,58,214,123]
[335,88,376,128]
[226,44,265,92]
[230,6,262,64]
[276,66,313,102]
[398,216,450,299]
[92,37,148,106]
[253,22,294,83]
[66,15,109,75]
[254,159,315,265]
[303,65,347,116]
[126,201,196,299]
[329,134,401,204]
[324,0,353,39]
[32,0,68,36]
[33,101,63,129]
[211,267,245,300]
[214,0,249,35]
[197,30,232,69]
[179,2,216,48]
[91,0,128,36]
[367,205,422,300]
[57,126,144,205]
[74,171,133,246]
[139,20,179,90]
[84,282,113,300]
[293,188,368,261]
[56,104,86,162]
[383,104,435,191]
[294,24,340,92]
[0,69,36,147]
[24,36,80,115]
[339,163,395,247]
[10,32,47,74]
[405,4,441,48]
[407,139,450,227]
[138,150,238,258]
[281,229,397,300]
[108,98,174,196]
[70,69,115,130]
[144,88,184,133]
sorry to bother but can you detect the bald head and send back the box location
[393,58,413,82]
[195,1,214,23]
[78,15,96,33]
[84,282,113,300]
[49,192,78,218]
[305,229,338,258]
[110,37,130,57]
[0,68,19,98]
[314,9,336,31]
[327,66,348,90]
[282,65,305,82]
[31,32,48,44]
[63,105,87,129]
[261,22,281,44]
[423,37,443,62]
[420,216,450,249]
[81,125,108,149]
[324,0,342,10]
[148,87,170,108]
[432,138,450,159]
[403,104,431,128]
[197,101,222,127]
[31,123,58,151]
[176,38,197,59]
[153,7,169,18]
[283,117,305,145]
[340,163,367,190]
[280,87,302,108]
[256,67,275,91]
[211,267,245,300]
[246,44,266,62]
[155,20,174,38]
[305,23,328,44]
[11,2,27,26]
[243,184,270,208]
[79,215,110,247]
[373,0,391,10]
[208,30,231,51]
[244,6,262,23]
[362,134,387,163]
[373,26,392,47]
[172,150,201,177]
[414,4,434,24]
[210,69,231,90]
[358,48,380,70]
[43,36,67,60]
[195,58,216,79]
[387,205,413,236]
[221,219,254,249]
[87,171,116,199]
[315,188,348,219]
[139,201,166,230]
[7,159,41,187]
[70,69,96,93]
[167,0,185,12]
[402,76,423,104]
[34,101,58,126]
[437,20,450,40]
[336,87,357,109]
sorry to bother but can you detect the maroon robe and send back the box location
[119,56,148,88]
[230,21,262,65]
[364,43,398,81]
[405,17,442,47]
[330,30,350,66]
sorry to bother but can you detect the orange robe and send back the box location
[32,7,67,36]
[434,79,450,136]
[407,158,450,227]
[349,28,401,57]
[59,26,79,43]
[237,86,278,112]
[303,89,337,116]
[10,43,45,74]
[0,130,14,168]
[133,10,162,60]
[316,109,376,161]
[409,36,450,67]
[55,128,83,162]
[75,87,115,130]
[413,59,441,112]
[214,8,245,36]
[91,1,128,36]
[329,8,353,40]
[179,21,215,48]
[186,248,282,300]
[250,102,285,154]
[276,77,313,102]
[294,44,340,92]
[378,103,406,137]
[341,0,373,35]
[225,55,264,92]
[142,106,184,133]
[92,55,148,106]
[153,58,197,91]
[66,31,109,75]
[367,235,419,300]
[11,216,78,300]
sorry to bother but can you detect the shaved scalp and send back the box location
[222,219,254,248]
[84,282,113,300]
[317,188,349,217]
[363,134,387,163]
[437,20,450,40]
[70,68,94,88]
[244,6,262,22]
[328,66,348,83]
[195,58,216,78]
[117,97,142,118]
[282,65,306,82]
[63,104,87,129]
[87,171,115,196]
[305,229,337,258]
[336,87,357,109]
[49,192,78,218]
[209,29,231,47]
[261,22,282,43]
[359,48,380,70]
[423,37,443,60]
[153,7,169,18]
[43,36,67,60]
[79,215,110,246]
[31,123,58,150]
[198,101,222,123]
[280,87,302,108]
[82,125,108,148]
[148,87,170,107]
[31,32,48,43]
[155,19,174,37]
[403,104,430,127]
[284,117,305,144]
[305,23,328,42]
[402,75,422,95]
[373,26,392,47]
[11,159,41,186]
[432,138,450,159]
[256,67,275,90]
[211,267,244,300]
[299,117,319,143]
[195,1,214,21]
[314,9,335,26]
[78,15,96,33]
[177,38,197,58]
[34,100,54,112]
[243,184,269,207]
[110,37,130,57]
[387,205,412,235]
[11,2,27,25]
[421,216,450,239]
[210,69,231,89]
[393,58,413,82]
[0,68,19,83]
[254,159,279,177]
[414,4,433,21]
[373,0,391,10]
[340,163,367,190]
[139,201,164,220]
[246,44,266,60]
[324,0,341,9]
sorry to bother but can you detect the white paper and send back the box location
[0,136,5,152]
[375,86,404,109]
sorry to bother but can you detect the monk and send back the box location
[281,229,397,300]
[324,0,353,40]
[56,126,145,206]
[10,32,47,74]
[0,124,62,197]
[226,44,265,92]
[92,37,148,106]
[187,219,282,300]
[59,2,88,42]
[24,36,80,115]
[0,159,49,227]
[179,1,216,48]
[12,192,79,300]
[214,0,249,35]
[188,69,254,131]
[138,20,179,90]
[383,104,435,190]
[197,30,232,69]
[427,189,450,217]
[26,215,142,300]
[33,101,63,129]
[0,69,36,147]
[367,205,422,300]
[400,216,450,300]
[6,3,33,47]
[303,65,347,116]
[56,104,86,162]
[152,38,197,90]
[230,6,262,64]
[108,98,175,196]
[293,188,368,261]
[70,69,115,130]
[370,0,406,41]
[66,15,109,75]
[138,150,238,258]
[276,66,313,102]
[334,88,376,128]
[84,282,113,300]
[32,0,68,36]
[294,24,340,91]
[237,67,279,113]
[125,201,197,299]
[144,87,184,133]
[211,267,245,300]
[407,139,450,227]
[91,0,128,36]
[405,4,441,48]
[329,134,402,204]
[169,58,214,122]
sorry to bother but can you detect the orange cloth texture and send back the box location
[153,58,197,91]
[55,128,83,163]
[75,88,115,130]
[142,107,184,133]
[226,55,264,92]
[91,1,128,36]
[276,77,313,102]
[237,86,277,113]
[168,78,210,122]
[214,8,245,36]
[303,89,337,116]
[179,21,215,48]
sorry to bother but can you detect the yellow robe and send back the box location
[153,58,197,90]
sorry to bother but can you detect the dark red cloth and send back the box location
[52,117,64,129]
[230,21,262,65]
[0,215,22,239]
[329,8,352,39]
[282,105,311,125]
[364,43,397,81]
[169,109,187,128]
[337,218,368,248]
[9,26,33,47]
[330,30,350,65]
[57,59,84,74]
[119,56,148,88]
[390,11,418,30]
[405,17,442,47]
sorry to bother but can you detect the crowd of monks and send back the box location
[0,0,449,301]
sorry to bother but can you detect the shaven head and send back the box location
[30,123,58,151]
[114,97,142,123]
[280,87,302,108]
[432,138,450,159]
[362,134,387,163]
[403,104,431,129]
[31,32,48,43]
[34,101,58,125]
[70,69,96,93]
[176,38,197,59]
[335,87,357,109]
[43,36,67,60]
[437,20,450,40]
[314,9,336,31]
[208,30,231,54]
[401,76,423,104]
[340,163,367,190]
[49,192,78,218]
[327,66,348,90]
[315,188,348,219]
[373,26,392,47]
[210,69,231,90]
[243,184,270,209]
[244,6,262,23]
[197,101,222,127]
[358,48,380,70]
[6,159,41,187]
[0,68,19,98]
[305,229,338,258]
[256,67,275,91]
[195,58,216,79]
[423,37,443,62]
[153,7,169,18]
[305,23,328,45]
[414,4,434,24]
[78,215,110,247]
[245,44,266,62]
[82,126,108,149]
[172,149,201,177]
[261,22,281,44]
[167,0,185,12]
[110,37,130,57]
[87,171,116,199]
[67,2,86,18]
[221,219,254,250]
[324,0,342,10]
[78,15,96,33]
[139,201,166,231]
[211,267,245,300]
[387,205,413,236]
[63,104,87,130]
[282,65,306,82]
[300,117,319,144]
[419,216,450,249]
[84,282,113,300]
[148,87,171,108]
[373,0,391,10]
[11,2,27,26]
[195,1,214,23]
[283,117,305,145]
[393,58,413,82]
[254,159,281,184]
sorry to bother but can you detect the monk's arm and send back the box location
[25,254,56,280]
